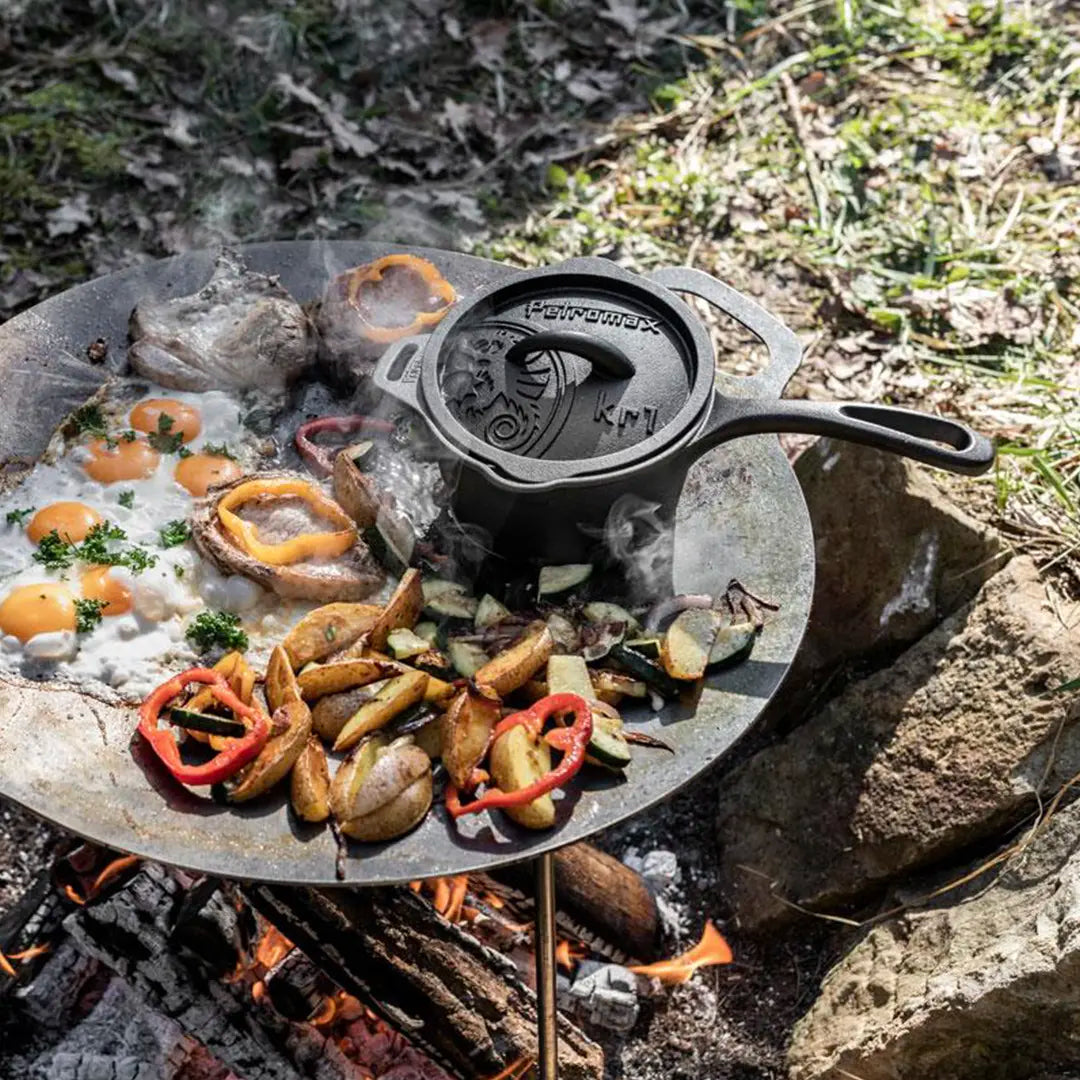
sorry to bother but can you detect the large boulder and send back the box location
[716,556,1080,930]
[788,797,1080,1080]
[788,439,1004,688]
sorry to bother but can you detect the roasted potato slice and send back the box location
[311,681,389,741]
[331,737,432,842]
[226,699,312,803]
[661,608,724,681]
[369,568,423,651]
[333,448,381,529]
[282,602,381,668]
[364,649,455,704]
[590,669,648,705]
[333,670,429,752]
[475,623,553,697]
[266,644,302,713]
[489,722,555,829]
[290,735,331,822]
[443,686,502,789]
[296,657,399,701]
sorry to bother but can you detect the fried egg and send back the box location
[0,384,311,700]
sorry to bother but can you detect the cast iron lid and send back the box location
[413,259,717,484]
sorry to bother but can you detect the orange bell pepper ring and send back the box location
[216,477,356,565]
[339,254,456,345]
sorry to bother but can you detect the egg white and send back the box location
[0,385,320,701]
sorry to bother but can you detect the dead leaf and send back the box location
[99,60,137,93]
[46,193,93,238]
[163,108,200,149]
[470,19,512,69]
[274,74,377,159]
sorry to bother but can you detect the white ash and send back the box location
[622,846,691,938]
[560,961,641,1034]
[0,798,57,923]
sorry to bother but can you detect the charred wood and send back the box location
[246,882,605,1080]
[486,842,660,963]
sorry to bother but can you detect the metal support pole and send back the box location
[534,851,559,1080]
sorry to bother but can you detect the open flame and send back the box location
[628,921,733,984]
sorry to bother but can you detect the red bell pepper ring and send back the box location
[445,693,593,820]
[295,415,395,478]
[137,667,270,787]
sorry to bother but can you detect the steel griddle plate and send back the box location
[0,242,813,885]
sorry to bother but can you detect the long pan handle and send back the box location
[696,397,995,475]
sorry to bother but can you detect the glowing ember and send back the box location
[6,944,50,962]
[255,925,293,969]
[555,939,587,972]
[62,884,86,906]
[628,920,733,984]
[484,1055,535,1080]
[90,853,139,895]
[0,952,15,978]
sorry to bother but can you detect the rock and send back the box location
[788,798,1080,1080]
[716,557,1080,930]
[788,439,1004,687]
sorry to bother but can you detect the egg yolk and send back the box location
[130,398,201,444]
[27,501,103,544]
[80,566,133,617]
[83,437,160,483]
[175,454,243,497]
[0,583,77,643]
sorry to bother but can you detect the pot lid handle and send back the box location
[505,330,636,379]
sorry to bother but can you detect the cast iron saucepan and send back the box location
[373,258,994,562]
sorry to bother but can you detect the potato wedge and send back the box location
[443,686,502,789]
[333,449,381,529]
[265,644,302,713]
[290,735,331,822]
[590,669,647,705]
[364,649,455,704]
[412,713,445,760]
[282,602,381,668]
[546,654,595,701]
[334,670,429,752]
[226,699,312,803]
[369,568,423,651]
[296,658,399,701]
[489,722,555,829]
[475,623,553,697]
[331,738,432,842]
[311,681,390,741]
[661,608,724,681]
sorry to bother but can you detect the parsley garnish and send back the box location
[147,413,185,454]
[174,565,185,579]
[185,610,248,654]
[71,403,108,438]
[33,529,76,570]
[121,429,137,442]
[202,442,235,460]
[178,445,193,459]
[74,598,108,634]
[159,519,191,548]
[325,624,337,642]
[5,507,35,527]
[33,521,158,575]
[117,490,135,509]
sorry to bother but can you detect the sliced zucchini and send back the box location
[583,602,641,634]
[363,508,416,576]
[661,608,723,680]
[709,621,758,667]
[448,638,490,679]
[414,621,440,646]
[389,701,443,736]
[546,654,595,702]
[422,579,479,620]
[169,707,246,739]
[624,636,662,660]
[538,563,593,597]
[587,716,632,771]
[475,593,511,630]
[609,643,682,699]
[387,627,434,660]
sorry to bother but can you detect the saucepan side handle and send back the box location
[371,335,428,414]
[646,266,803,397]
[700,397,995,476]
